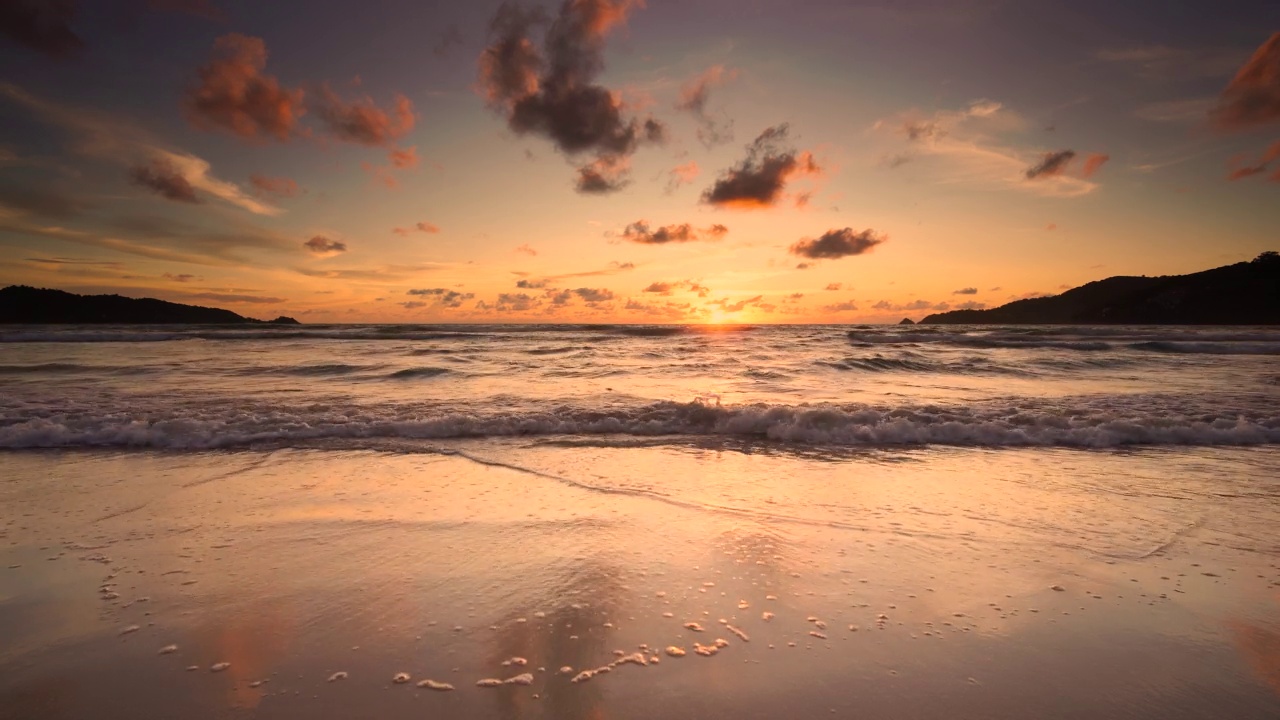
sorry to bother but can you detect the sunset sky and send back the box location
[1,0,1277,323]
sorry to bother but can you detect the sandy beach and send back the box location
[3,443,1278,719]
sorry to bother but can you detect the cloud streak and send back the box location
[1209,33,1280,131]
[1025,150,1076,179]
[875,100,1097,198]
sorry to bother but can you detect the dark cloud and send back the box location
[702,124,820,208]
[573,287,614,303]
[643,281,673,294]
[952,287,977,295]
[1025,150,1076,179]
[516,278,548,288]
[0,0,83,60]
[576,154,630,194]
[130,159,200,203]
[620,221,728,244]
[186,34,306,141]
[438,292,475,308]
[495,292,539,311]
[0,185,90,219]
[824,283,842,291]
[303,235,347,255]
[676,65,738,148]
[162,273,198,282]
[249,173,301,198]
[1210,33,1280,131]
[478,0,663,191]
[405,288,475,308]
[515,243,538,255]
[312,84,415,147]
[789,228,885,260]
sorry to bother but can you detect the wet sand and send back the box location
[1,445,1279,719]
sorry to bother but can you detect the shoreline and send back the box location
[3,445,1278,719]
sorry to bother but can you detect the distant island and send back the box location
[0,286,300,325]
[921,252,1279,325]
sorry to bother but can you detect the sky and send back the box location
[0,0,1277,324]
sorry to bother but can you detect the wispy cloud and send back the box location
[0,82,282,215]
[676,65,739,148]
[393,221,441,236]
[875,100,1098,198]
[1209,33,1280,132]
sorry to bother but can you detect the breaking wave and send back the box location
[2,399,1276,450]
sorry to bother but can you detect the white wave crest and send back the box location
[2,401,1276,450]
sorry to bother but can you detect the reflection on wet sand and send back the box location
[1,447,1279,719]
[196,601,298,711]
[485,569,623,720]
[1233,617,1280,697]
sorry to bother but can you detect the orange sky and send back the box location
[1,1,1277,323]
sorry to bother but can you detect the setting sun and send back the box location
[1,3,1278,720]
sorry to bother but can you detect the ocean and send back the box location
[1,323,1278,449]
[2,324,1279,719]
